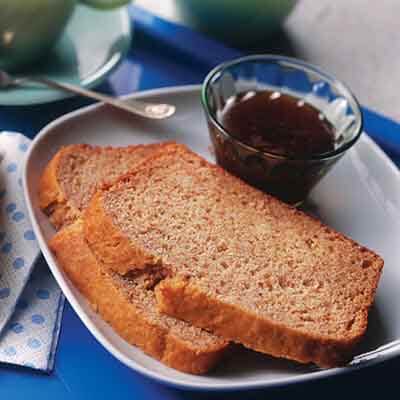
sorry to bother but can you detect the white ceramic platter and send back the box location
[23,85,400,391]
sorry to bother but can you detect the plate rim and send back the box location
[0,5,131,106]
[22,84,400,391]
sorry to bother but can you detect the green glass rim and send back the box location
[80,0,131,9]
[201,54,363,162]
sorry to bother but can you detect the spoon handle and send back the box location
[22,76,175,119]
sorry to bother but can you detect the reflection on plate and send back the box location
[23,85,400,390]
[0,5,131,106]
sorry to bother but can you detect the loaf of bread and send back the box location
[50,220,229,374]
[39,143,172,229]
[84,144,383,368]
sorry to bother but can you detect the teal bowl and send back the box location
[174,0,297,47]
[0,0,131,72]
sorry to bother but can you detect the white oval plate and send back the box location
[23,85,400,391]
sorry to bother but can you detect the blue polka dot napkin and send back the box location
[0,132,64,372]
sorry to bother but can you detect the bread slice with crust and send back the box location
[39,143,172,229]
[82,143,188,274]
[83,145,383,368]
[50,220,229,374]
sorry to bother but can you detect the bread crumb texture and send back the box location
[86,144,383,367]
[50,221,228,374]
[39,143,172,229]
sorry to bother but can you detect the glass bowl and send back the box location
[201,55,363,205]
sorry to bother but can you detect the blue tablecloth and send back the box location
[1,6,399,399]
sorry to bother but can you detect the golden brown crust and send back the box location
[155,275,376,368]
[83,143,187,275]
[50,221,227,374]
[83,192,157,274]
[38,143,177,230]
[38,145,86,229]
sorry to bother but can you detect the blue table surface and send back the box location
[1,6,399,399]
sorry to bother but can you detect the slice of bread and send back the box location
[50,220,229,374]
[84,145,383,368]
[39,143,172,229]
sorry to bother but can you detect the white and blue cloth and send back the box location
[0,132,64,372]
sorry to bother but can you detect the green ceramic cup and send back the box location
[0,0,131,71]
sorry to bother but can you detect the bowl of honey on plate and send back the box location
[202,55,363,205]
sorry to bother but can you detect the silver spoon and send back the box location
[0,69,175,120]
